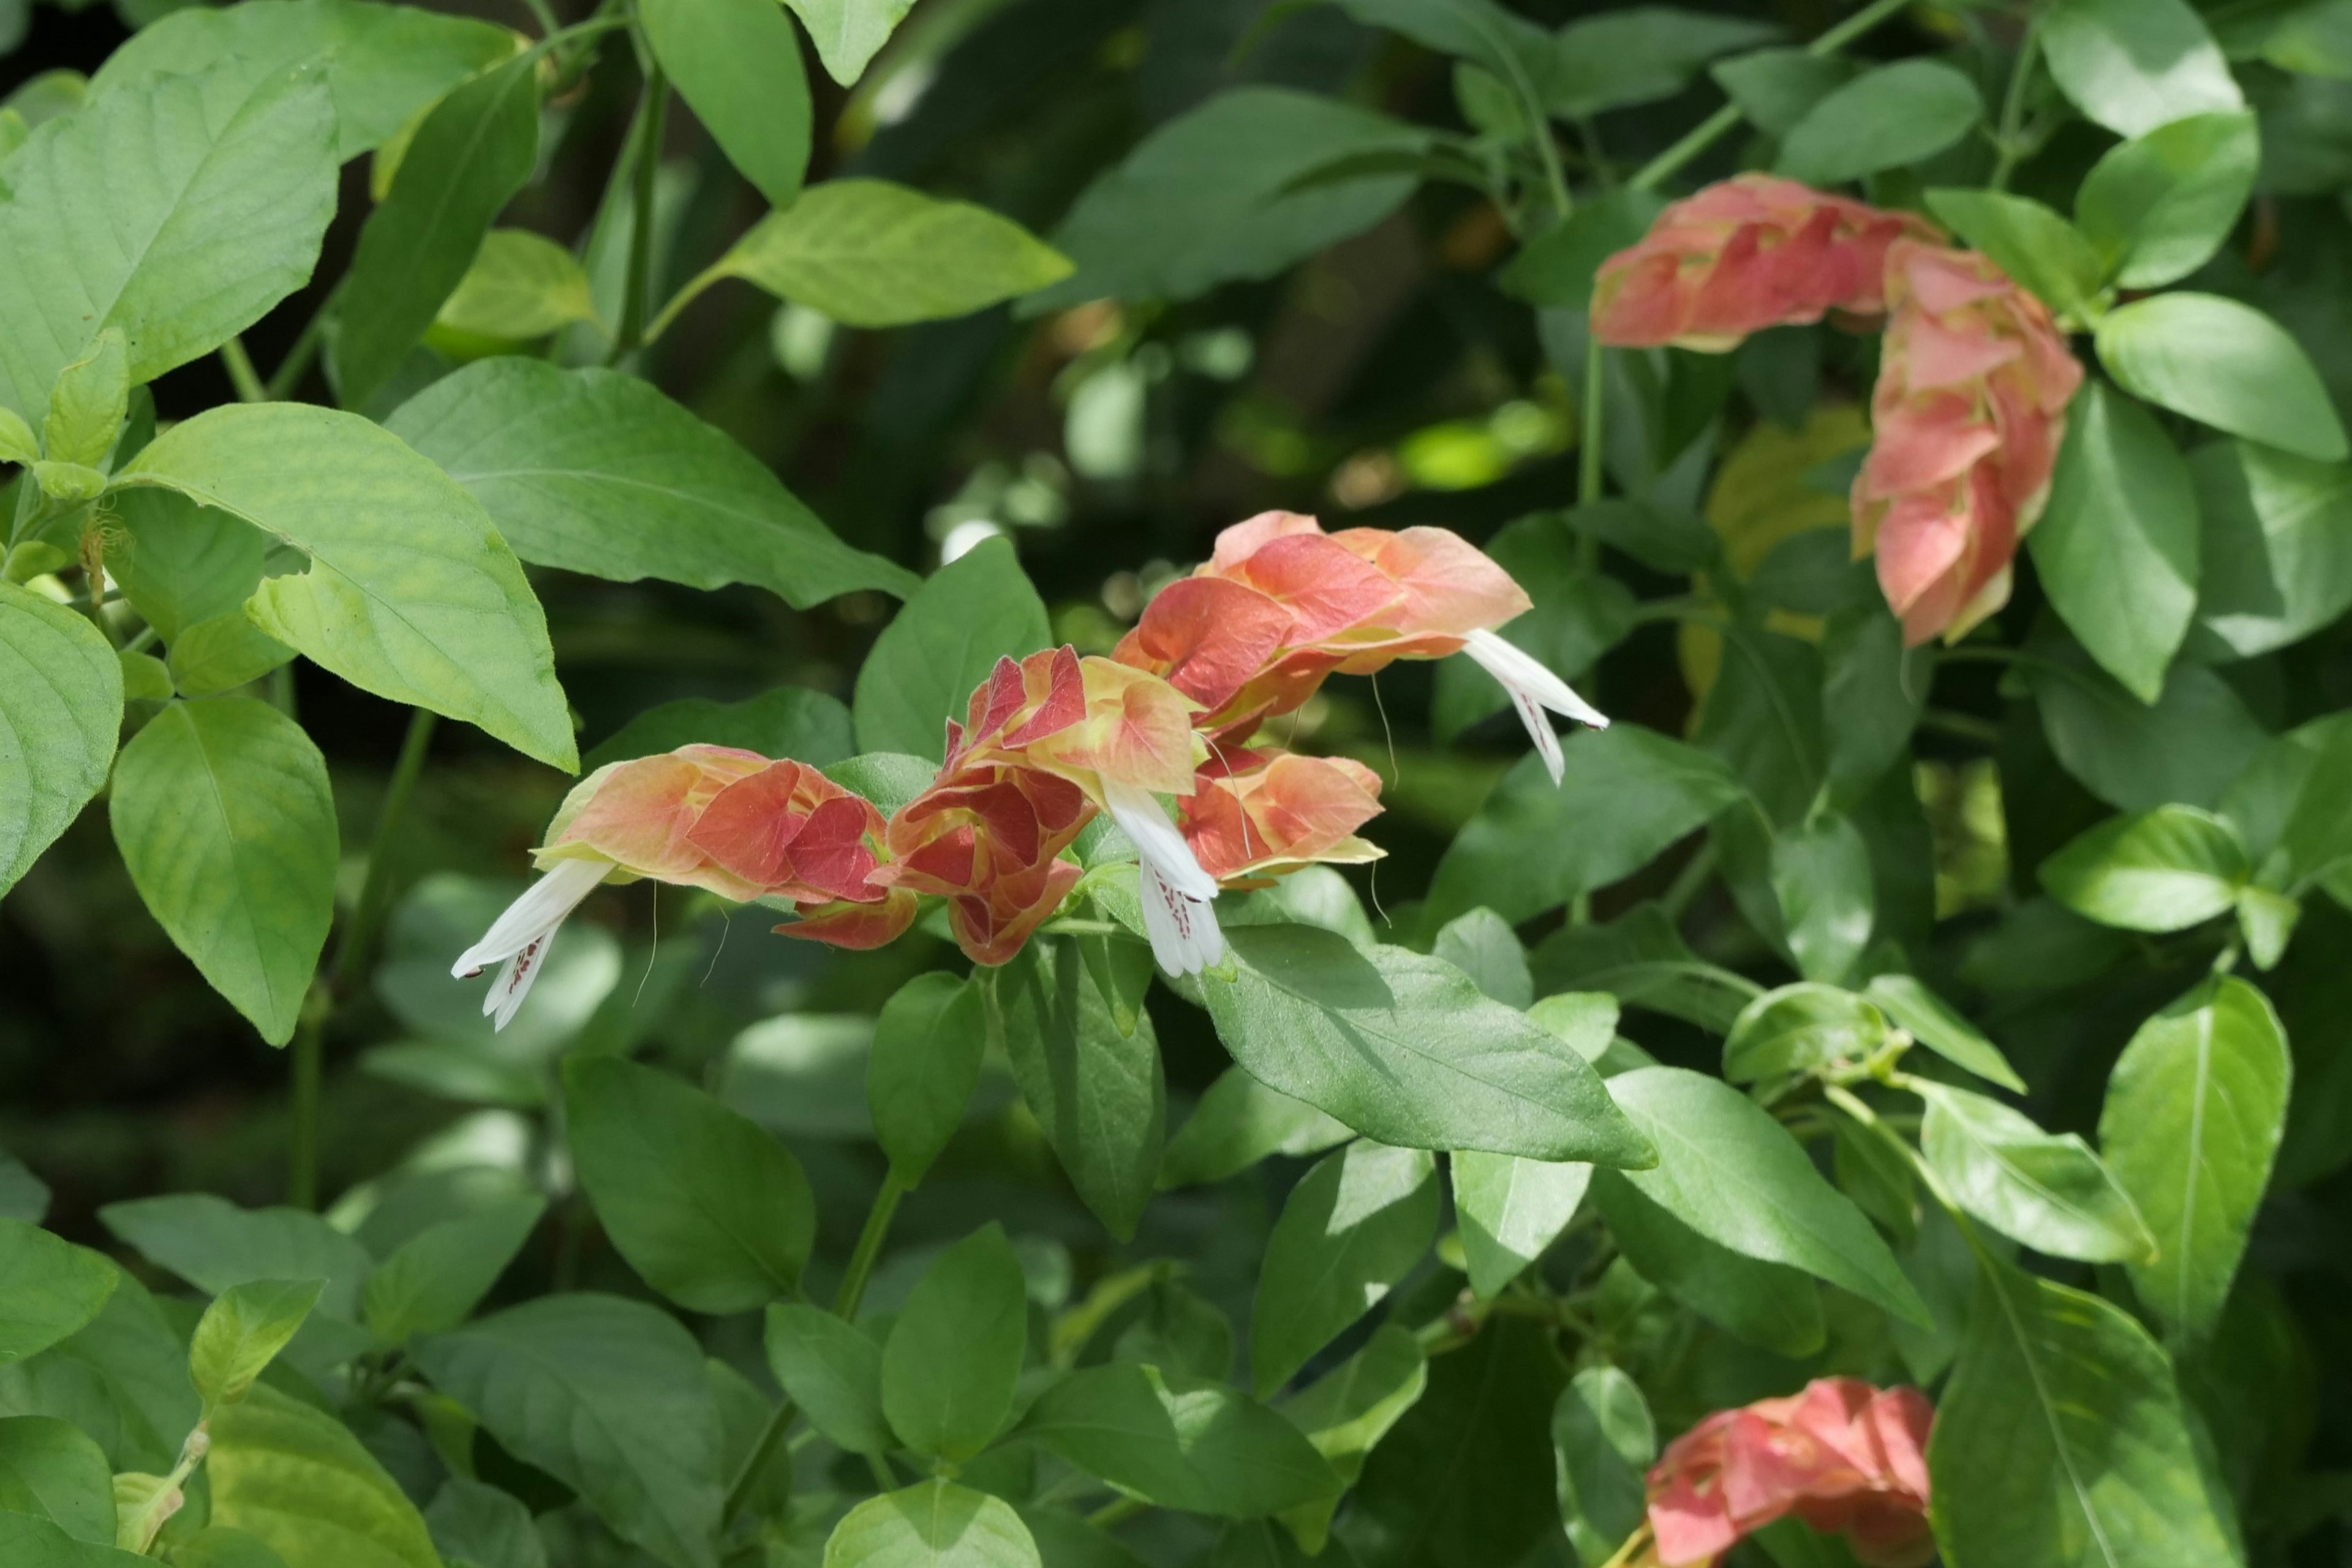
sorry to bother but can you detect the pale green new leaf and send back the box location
[119,403,576,769]
[824,1482,1039,1568]
[2100,977,2290,1341]
[434,230,598,341]
[42,330,127,470]
[189,1279,323,1408]
[1251,1142,1438,1394]
[2040,805,2249,932]
[390,357,914,609]
[0,62,334,424]
[712,179,1069,328]
[1915,1081,2158,1263]
[2075,111,2260,288]
[0,583,121,897]
[208,1384,439,1568]
[109,699,337,1046]
[2041,0,2243,138]
[783,0,917,86]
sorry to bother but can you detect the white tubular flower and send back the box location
[1102,778,1224,977]
[450,857,612,1032]
[1460,628,1610,786]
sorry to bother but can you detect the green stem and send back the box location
[834,1169,910,1319]
[609,53,669,366]
[219,337,266,404]
[643,263,728,345]
[1087,1497,1147,1529]
[1578,336,1606,508]
[723,1396,800,1522]
[287,707,438,1208]
[1988,14,2042,191]
[264,301,331,402]
[1660,840,1720,921]
[1628,0,1921,191]
[1918,707,2002,745]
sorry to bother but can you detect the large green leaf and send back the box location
[0,1415,113,1545]
[1428,728,1744,925]
[1018,1363,1340,1518]
[1158,1068,1351,1189]
[564,1057,814,1314]
[2100,978,2290,1341]
[2040,805,2249,932]
[643,0,810,208]
[98,1195,370,1319]
[0,61,335,423]
[0,1512,146,1566]
[1915,1082,2158,1263]
[2075,111,2260,288]
[190,1279,322,1409]
[388,343,914,611]
[853,538,1050,759]
[1928,1262,2242,1567]
[1542,8,1778,117]
[0,584,121,897]
[108,698,337,1046]
[119,403,575,770]
[709,180,1069,329]
[2187,439,2352,660]
[1031,88,1429,311]
[208,1384,439,1568]
[0,1275,195,1474]
[765,1303,891,1455]
[1552,1368,1651,1568]
[415,1296,722,1568]
[1273,1325,1427,1550]
[1603,1067,1929,1324]
[1768,811,1875,983]
[2041,0,2243,138]
[780,0,914,86]
[1591,1170,1825,1355]
[2097,293,2348,463]
[2025,633,2268,813]
[0,1225,115,1370]
[1452,1152,1589,1300]
[1776,61,1983,185]
[358,1196,542,1345]
[422,1479,541,1568]
[880,1226,1028,1463]
[868,972,987,1188]
[86,0,514,159]
[824,1482,1040,1568]
[433,229,597,342]
[104,489,295,697]
[1199,924,1653,1165]
[2029,383,2201,703]
[331,54,539,410]
[990,940,1163,1239]
[1250,1142,1436,1395]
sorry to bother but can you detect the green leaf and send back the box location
[1923,189,2106,320]
[98,1196,369,1319]
[2100,977,2290,1341]
[87,0,514,159]
[881,1224,1027,1463]
[564,1057,814,1315]
[433,230,598,341]
[2040,805,2250,932]
[423,1479,541,1568]
[1862,974,2026,1092]
[43,330,128,470]
[119,403,575,770]
[1590,1172,1824,1355]
[643,0,811,208]
[1199,924,1654,1165]
[1430,727,1744,925]
[2075,110,2260,288]
[1019,1363,1340,1518]
[2097,293,2348,462]
[108,699,336,1046]
[1250,1142,1437,1395]
[2041,0,2244,138]
[359,1196,543,1345]
[1272,1325,1425,1550]
[1722,982,1890,1084]
[1928,1261,2242,1568]
[2024,631,2267,813]
[1332,0,1547,84]
[332,55,539,410]
[780,0,916,86]
[207,1384,439,1568]
[190,1280,322,1409]
[0,1274,195,1474]
[869,972,987,1188]
[1551,1368,1652,1568]
[1158,1068,1351,1189]
[710,180,1069,329]
[0,582,121,897]
[1499,190,1668,311]
[825,1482,1040,1568]
[0,1415,113,1545]
[1914,1081,2158,1262]
[1031,88,1428,311]
[172,1526,293,1568]
[0,1510,148,1566]
[1542,9,1779,117]
[415,1295,723,1568]
[103,488,295,686]
[1768,813,1874,983]
[0,1226,115,1368]
[390,354,917,604]
[853,537,1050,759]
[2187,438,2352,660]
[585,685,854,773]
[1604,1066,1929,1324]
[1774,60,1983,186]
[1710,47,1858,135]
[1430,908,1532,1008]
[991,940,1164,1239]
[764,1303,891,1455]
[0,409,36,466]
[1452,1152,1589,1300]
[0,61,334,424]
[2028,382,2201,703]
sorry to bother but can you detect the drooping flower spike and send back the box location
[1854,240,2084,644]
[453,745,897,1030]
[1115,511,1606,779]
[1591,173,1940,352]
[1637,1378,1934,1568]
